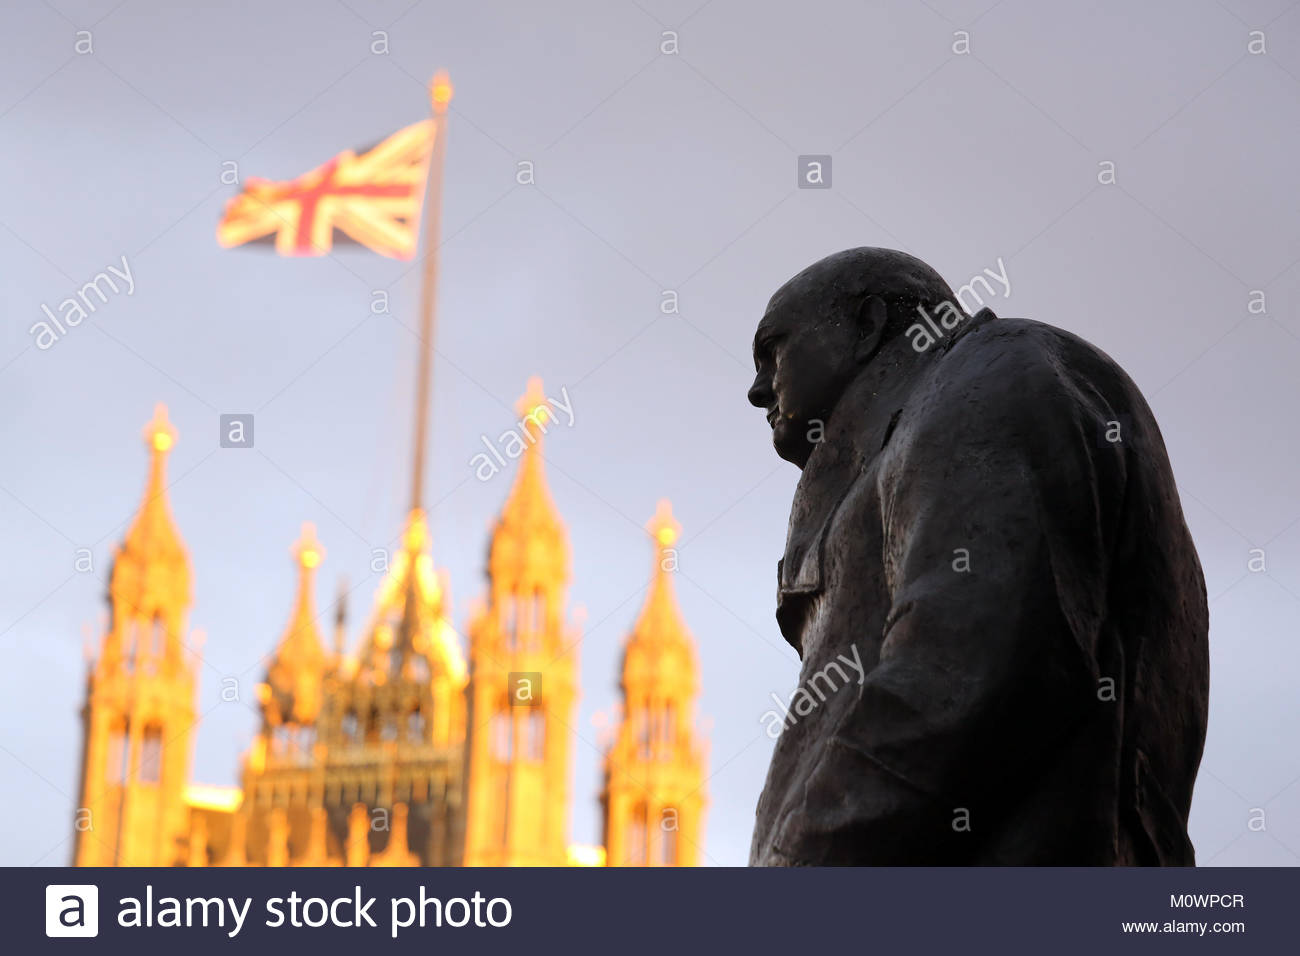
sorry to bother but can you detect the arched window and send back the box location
[122,623,136,673]
[407,706,426,741]
[637,707,652,760]
[660,703,675,754]
[146,618,165,673]
[139,724,163,784]
[491,712,513,761]
[627,802,648,865]
[525,710,545,761]
[532,589,545,649]
[503,600,517,651]
[106,720,129,783]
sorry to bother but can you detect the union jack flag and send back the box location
[217,119,433,260]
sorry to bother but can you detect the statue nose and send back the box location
[747,376,771,409]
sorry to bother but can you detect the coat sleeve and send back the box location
[772,350,1127,864]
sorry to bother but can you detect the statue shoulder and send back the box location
[892,318,1129,462]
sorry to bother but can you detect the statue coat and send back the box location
[750,310,1210,866]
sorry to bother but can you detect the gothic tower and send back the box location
[602,501,707,866]
[234,522,333,865]
[463,378,580,866]
[74,405,197,866]
[263,523,330,732]
[312,506,469,865]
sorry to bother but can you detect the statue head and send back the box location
[747,247,957,467]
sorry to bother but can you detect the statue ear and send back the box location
[854,294,889,363]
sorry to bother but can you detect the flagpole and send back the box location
[409,70,453,514]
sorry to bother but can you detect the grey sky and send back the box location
[1,0,1298,866]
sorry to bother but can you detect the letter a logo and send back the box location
[45,885,98,937]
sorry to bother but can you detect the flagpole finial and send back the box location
[430,71,453,115]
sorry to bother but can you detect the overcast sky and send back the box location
[1,0,1298,866]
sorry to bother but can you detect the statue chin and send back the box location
[771,421,812,468]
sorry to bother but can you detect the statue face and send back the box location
[748,297,861,467]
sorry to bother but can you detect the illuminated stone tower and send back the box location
[74,405,197,866]
[70,398,709,868]
[311,507,469,865]
[233,522,333,866]
[602,501,707,866]
[263,523,330,732]
[463,378,580,866]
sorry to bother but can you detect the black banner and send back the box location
[14,866,1293,953]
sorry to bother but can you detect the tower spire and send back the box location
[646,499,682,609]
[625,500,691,667]
[290,521,323,621]
[111,403,190,647]
[143,402,175,493]
[332,574,348,664]
[464,377,579,866]
[263,523,328,726]
[119,404,187,595]
[75,404,197,867]
[498,377,562,548]
[601,500,707,866]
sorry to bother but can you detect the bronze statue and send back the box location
[747,248,1209,865]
